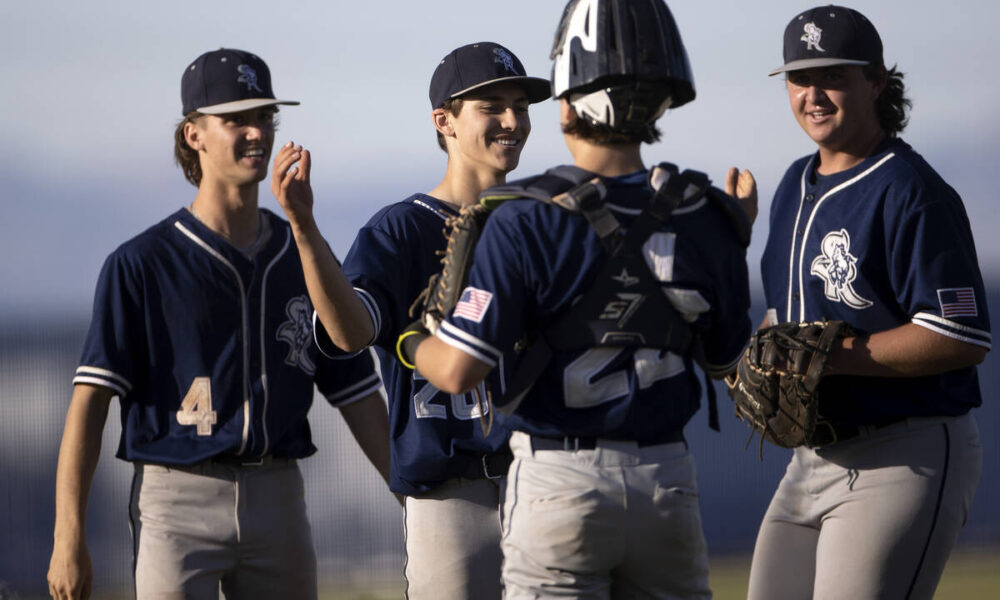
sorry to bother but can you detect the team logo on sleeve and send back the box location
[453,287,493,323]
[810,229,873,309]
[277,295,317,375]
[236,64,264,92]
[801,22,825,52]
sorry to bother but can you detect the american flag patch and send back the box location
[453,287,493,323]
[937,287,978,318]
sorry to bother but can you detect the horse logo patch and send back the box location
[810,229,872,309]
[236,64,264,92]
[277,295,317,374]
[493,48,516,73]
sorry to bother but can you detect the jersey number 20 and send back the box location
[412,373,487,421]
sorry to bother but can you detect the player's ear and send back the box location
[432,108,455,139]
[559,99,577,128]
[183,119,205,151]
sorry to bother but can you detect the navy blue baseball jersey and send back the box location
[761,137,991,425]
[436,170,752,441]
[73,208,381,465]
[331,194,510,496]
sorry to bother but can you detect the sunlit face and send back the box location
[785,65,883,153]
[187,106,277,187]
[440,82,532,175]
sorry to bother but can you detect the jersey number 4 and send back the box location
[176,377,218,436]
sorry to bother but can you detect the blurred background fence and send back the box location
[2,286,998,597]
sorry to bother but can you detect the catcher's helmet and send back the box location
[551,0,695,137]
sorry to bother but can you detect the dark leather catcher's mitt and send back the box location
[409,203,492,335]
[402,203,495,434]
[726,320,853,452]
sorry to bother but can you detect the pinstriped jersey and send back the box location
[75,208,381,465]
[436,170,752,441]
[333,194,511,496]
[761,137,990,424]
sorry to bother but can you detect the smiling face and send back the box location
[435,81,532,176]
[185,106,277,188]
[786,65,884,157]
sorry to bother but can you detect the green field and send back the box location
[707,550,1000,600]
[315,549,1000,600]
[24,548,1000,599]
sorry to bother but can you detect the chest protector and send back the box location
[479,163,749,429]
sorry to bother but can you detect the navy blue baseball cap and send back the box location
[429,42,551,108]
[769,5,883,76]
[181,48,299,115]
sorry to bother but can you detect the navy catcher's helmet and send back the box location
[551,0,695,137]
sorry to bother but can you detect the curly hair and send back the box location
[866,64,911,136]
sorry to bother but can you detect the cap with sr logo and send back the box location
[769,5,883,76]
[429,42,551,108]
[181,48,300,115]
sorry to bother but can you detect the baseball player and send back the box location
[275,43,549,599]
[46,48,391,600]
[749,7,989,599]
[404,1,754,596]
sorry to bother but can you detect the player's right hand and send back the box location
[725,167,757,225]
[271,140,314,231]
[47,539,92,600]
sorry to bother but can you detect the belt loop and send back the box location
[526,431,537,456]
[482,454,497,480]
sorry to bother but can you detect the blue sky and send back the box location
[2,0,997,319]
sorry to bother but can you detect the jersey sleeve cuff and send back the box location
[312,287,380,359]
[73,366,132,397]
[437,321,500,367]
[912,312,991,350]
[324,372,382,407]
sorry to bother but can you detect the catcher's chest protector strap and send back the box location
[495,164,720,430]
[543,163,707,354]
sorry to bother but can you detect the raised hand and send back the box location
[271,141,314,230]
[726,167,757,226]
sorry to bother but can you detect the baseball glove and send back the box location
[726,320,853,454]
[409,203,492,335]
[398,203,495,435]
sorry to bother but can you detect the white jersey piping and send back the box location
[258,228,291,456]
[175,221,252,455]
[792,153,896,321]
